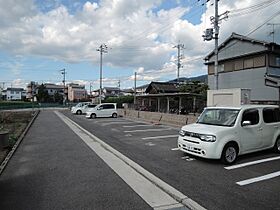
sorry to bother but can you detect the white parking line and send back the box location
[236,171,280,186]
[142,135,179,140]
[102,122,135,126]
[93,119,128,123]
[225,156,280,170]
[171,148,180,151]
[123,124,154,128]
[55,111,205,210]
[124,128,172,133]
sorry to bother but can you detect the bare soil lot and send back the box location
[0,111,34,163]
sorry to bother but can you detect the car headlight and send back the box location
[179,129,186,136]
[199,134,216,142]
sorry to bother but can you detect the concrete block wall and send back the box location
[118,109,199,127]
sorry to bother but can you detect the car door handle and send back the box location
[258,127,263,131]
[274,125,279,128]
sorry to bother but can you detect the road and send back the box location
[0,110,279,210]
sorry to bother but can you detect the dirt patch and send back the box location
[0,111,34,163]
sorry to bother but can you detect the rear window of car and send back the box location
[263,108,280,123]
[102,104,115,109]
[88,104,96,108]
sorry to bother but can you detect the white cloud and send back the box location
[0,0,280,85]
[11,79,27,88]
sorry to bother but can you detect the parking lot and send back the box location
[62,110,280,210]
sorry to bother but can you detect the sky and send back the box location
[0,0,280,92]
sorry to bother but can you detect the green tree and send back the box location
[37,84,50,102]
[104,95,134,107]
[179,81,208,96]
[54,92,63,104]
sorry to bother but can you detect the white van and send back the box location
[85,103,117,118]
[71,102,92,115]
[178,105,280,164]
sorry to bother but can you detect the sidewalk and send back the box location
[0,110,151,210]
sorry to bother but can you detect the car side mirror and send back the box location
[242,120,251,127]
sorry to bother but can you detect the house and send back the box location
[44,83,64,96]
[204,33,280,103]
[135,84,149,95]
[26,81,38,100]
[92,87,120,98]
[67,83,87,102]
[26,82,65,101]
[2,88,26,101]
[103,87,120,97]
[145,82,178,94]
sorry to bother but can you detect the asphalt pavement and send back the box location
[0,110,152,210]
[62,110,280,210]
[1,110,279,210]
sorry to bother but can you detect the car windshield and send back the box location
[197,109,240,127]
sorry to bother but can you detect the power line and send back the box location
[230,0,280,17]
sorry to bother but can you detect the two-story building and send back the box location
[205,33,280,103]
[67,83,87,102]
[2,88,26,101]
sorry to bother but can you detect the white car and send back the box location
[178,105,280,164]
[71,102,95,115]
[86,103,117,118]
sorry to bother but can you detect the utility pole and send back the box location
[173,43,185,84]
[118,79,121,97]
[134,72,137,107]
[97,44,108,104]
[203,0,229,90]
[214,0,219,90]
[60,69,66,105]
[267,23,280,43]
[89,82,92,98]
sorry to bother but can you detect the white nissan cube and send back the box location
[178,105,280,164]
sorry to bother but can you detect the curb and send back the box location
[56,112,206,210]
[0,110,40,176]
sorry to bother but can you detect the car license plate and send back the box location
[185,144,193,150]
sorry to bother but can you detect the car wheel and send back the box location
[91,113,96,119]
[274,137,280,153]
[76,110,82,115]
[112,113,117,118]
[221,143,238,165]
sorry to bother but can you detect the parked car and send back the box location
[86,103,117,118]
[71,102,95,115]
[178,105,280,164]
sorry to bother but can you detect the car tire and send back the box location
[221,143,238,165]
[273,137,280,153]
[76,110,82,115]
[112,113,117,118]
[91,113,96,119]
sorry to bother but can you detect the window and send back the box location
[224,61,234,72]
[218,64,224,72]
[263,108,280,123]
[102,104,115,109]
[269,54,280,67]
[253,55,265,67]
[244,58,254,69]
[208,64,214,75]
[234,59,244,71]
[197,109,240,127]
[242,109,259,125]
[88,104,96,108]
